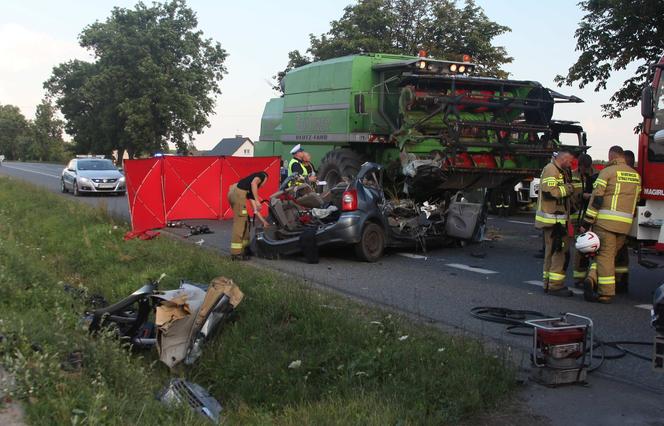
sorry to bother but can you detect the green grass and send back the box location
[0,176,515,425]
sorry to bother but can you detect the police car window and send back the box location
[78,159,117,171]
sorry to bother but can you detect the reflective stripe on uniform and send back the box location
[611,183,620,211]
[598,276,615,285]
[543,271,549,279]
[231,243,243,249]
[242,240,250,247]
[594,178,607,188]
[548,272,566,281]
[559,185,567,197]
[573,270,586,279]
[614,267,629,273]
[597,209,633,224]
[535,211,566,224]
[585,208,598,218]
[590,262,597,270]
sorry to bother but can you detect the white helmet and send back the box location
[575,231,600,254]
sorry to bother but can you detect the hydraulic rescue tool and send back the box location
[526,313,593,386]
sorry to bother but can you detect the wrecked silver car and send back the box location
[254,162,486,262]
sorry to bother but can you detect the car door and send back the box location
[64,160,76,188]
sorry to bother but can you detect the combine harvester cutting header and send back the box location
[253,52,588,260]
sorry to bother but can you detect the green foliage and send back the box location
[555,0,664,119]
[0,104,29,161]
[0,177,515,424]
[45,0,228,159]
[0,101,69,162]
[275,0,512,91]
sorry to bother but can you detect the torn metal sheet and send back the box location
[87,276,242,368]
[155,277,244,368]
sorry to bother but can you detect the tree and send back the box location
[555,0,664,119]
[28,99,68,162]
[46,0,228,159]
[274,0,512,91]
[0,104,29,161]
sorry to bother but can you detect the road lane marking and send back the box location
[524,280,583,295]
[446,263,498,274]
[508,220,535,225]
[635,304,653,310]
[1,164,60,179]
[396,253,428,260]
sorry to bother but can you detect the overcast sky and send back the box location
[0,0,645,160]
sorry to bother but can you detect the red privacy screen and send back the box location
[124,156,279,232]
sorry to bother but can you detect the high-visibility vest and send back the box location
[288,158,308,177]
[535,161,574,229]
[585,158,640,234]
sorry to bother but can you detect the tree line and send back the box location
[0,100,70,162]
[2,0,660,163]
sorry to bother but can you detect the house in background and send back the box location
[202,135,254,157]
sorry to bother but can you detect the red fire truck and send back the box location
[636,53,664,252]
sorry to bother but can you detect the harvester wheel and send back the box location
[318,148,363,188]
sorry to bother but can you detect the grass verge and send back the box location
[0,176,515,424]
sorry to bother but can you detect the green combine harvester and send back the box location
[255,53,586,203]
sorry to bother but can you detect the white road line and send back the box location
[1,164,60,179]
[635,304,653,310]
[446,263,498,274]
[396,252,428,260]
[524,280,583,295]
[508,220,535,226]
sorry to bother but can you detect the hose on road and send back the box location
[470,306,654,372]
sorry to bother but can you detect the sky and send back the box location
[0,0,646,160]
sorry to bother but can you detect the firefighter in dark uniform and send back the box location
[227,172,270,260]
[581,146,641,303]
[535,150,575,296]
[571,153,594,286]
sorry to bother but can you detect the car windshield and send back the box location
[78,159,117,171]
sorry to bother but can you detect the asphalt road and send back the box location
[2,160,663,423]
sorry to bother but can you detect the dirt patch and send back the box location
[0,368,25,426]
[462,395,551,426]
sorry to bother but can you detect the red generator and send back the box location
[526,313,593,386]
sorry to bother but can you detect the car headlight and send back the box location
[78,177,91,183]
[119,176,125,182]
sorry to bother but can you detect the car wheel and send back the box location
[73,180,80,196]
[355,222,385,262]
[61,179,68,193]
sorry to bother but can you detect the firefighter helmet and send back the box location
[575,232,600,254]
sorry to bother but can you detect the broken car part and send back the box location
[157,378,222,423]
[87,277,243,368]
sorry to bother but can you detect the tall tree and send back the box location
[275,0,512,91]
[29,99,67,162]
[555,0,664,119]
[0,105,29,161]
[46,0,228,159]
